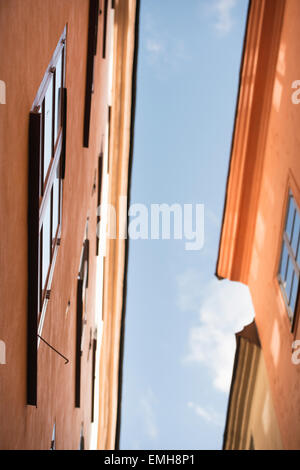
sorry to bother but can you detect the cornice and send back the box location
[216,0,286,283]
[97,0,138,450]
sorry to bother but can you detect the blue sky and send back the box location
[120,0,253,450]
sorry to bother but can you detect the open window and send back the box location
[102,0,109,59]
[96,153,103,255]
[50,423,56,450]
[91,332,97,422]
[75,233,90,408]
[27,27,67,406]
[79,423,85,450]
[278,190,300,329]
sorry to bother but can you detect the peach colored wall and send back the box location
[97,0,138,449]
[248,352,283,450]
[248,0,300,450]
[0,0,112,449]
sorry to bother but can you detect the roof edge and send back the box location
[216,0,286,283]
[215,0,252,282]
[114,0,140,451]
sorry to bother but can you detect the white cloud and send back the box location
[146,39,163,54]
[143,11,188,72]
[213,0,237,34]
[143,12,166,66]
[198,0,237,35]
[177,269,204,312]
[177,272,254,393]
[140,388,158,440]
[188,401,222,427]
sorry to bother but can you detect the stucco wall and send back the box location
[0,0,111,449]
[248,350,283,450]
[248,0,300,450]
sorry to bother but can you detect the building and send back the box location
[0,0,139,450]
[217,0,300,450]
[222,321,283,450]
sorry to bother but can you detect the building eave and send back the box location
[97,0,139,450]
[216,0,286,284]
[115,0,140,451]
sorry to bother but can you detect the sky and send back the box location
[120,0,254,450]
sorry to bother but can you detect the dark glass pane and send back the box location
[54,51,63,143]
[44,76,54,183]
[297,236,300,268]
[290,271,299,314]
[286,196,295,242]
[52,174,60,242]
[279,241,289,280]
[42,197,51,291]
[291,211,300,258]
[285,257,294,302]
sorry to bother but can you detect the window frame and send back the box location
[277,190,300,331]
[102,0,109,59]
[75,235,90,408]
[27,27,67,406]
[91,334,97,422]
[79,424,85,450]
[50,423,56,450]
[96,153,103,255]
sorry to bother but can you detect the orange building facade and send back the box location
[0,0,138,449]
[217,0,300,450]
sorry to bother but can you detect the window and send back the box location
[249,435,255,450]
[96,153,103,255]
[79,423,85,450]
[278,191,300,328]
[75,229,90,408]
[91,332,97,422]
[102,0,109,59]
[27,27,67,406]
[50,423,56,450]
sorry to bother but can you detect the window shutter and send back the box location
[27,111,42,406]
